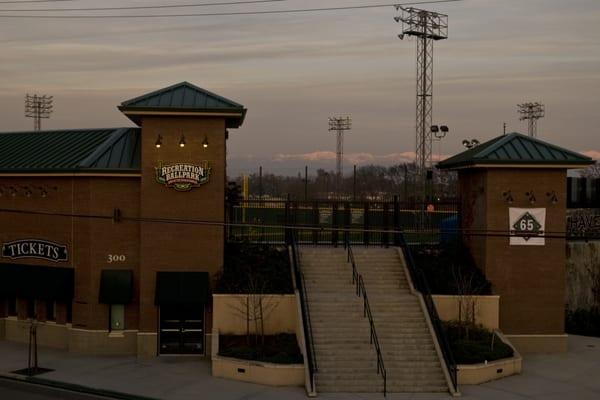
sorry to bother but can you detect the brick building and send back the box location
[0,82,246,356]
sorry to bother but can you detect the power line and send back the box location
[0,206,594,241]
[0,0,74,3]
[0,0,463,18]
[0,0,289,12]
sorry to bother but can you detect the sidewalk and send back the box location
[0,335,598,400]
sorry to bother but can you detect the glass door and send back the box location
[159,304,204,355]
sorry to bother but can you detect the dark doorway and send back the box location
[159,304,204,355]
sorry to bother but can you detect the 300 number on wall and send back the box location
[107,254,127,263]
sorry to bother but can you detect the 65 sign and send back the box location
[509,208,546,246]
[512,212,542,238]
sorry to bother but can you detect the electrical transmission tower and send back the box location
[328,116,352,193]
[517,102,545,138]
[25,94,53,131]
[395,6,448,199]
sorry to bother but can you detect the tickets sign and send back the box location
[2,239,69,262]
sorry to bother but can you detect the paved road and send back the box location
[0,378,113,400]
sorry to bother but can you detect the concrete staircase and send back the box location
[300,246,448,394]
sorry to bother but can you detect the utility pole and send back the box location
[258,166,263,200]
[25,94,53,131]
[517,102,545,138]
[328,116,352,196]
[395,6,448,201]
[304,165,308,200]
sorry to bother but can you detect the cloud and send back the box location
[272,151,450,165]
[581,151,600,160]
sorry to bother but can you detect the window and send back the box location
[27,299,36,319]
[45,300,56,322]
[7,297,17,317]
[66,301,72,324]
[110,304,125,331]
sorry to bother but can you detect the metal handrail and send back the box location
[346,243,387,397]
[289,232,318,392]
[398,235,458,392]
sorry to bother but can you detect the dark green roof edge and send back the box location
[0,168,141,174]
[437,132,594,169]
[119,81,245,110]
[0,127,141,173]
[118,82,246,128]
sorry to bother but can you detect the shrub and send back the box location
[412,241,491,295]
[216,243,293,294]
[444,321,514,364]
[566,308,600,337]
[219,333,303,364]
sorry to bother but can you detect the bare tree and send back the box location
[451,264,486,340]
[227,267,279,349]
[581,162,600,179]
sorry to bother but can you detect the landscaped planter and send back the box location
[457,331,522,385]
[211,330,304,386]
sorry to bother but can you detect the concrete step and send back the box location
[314,345,436,354]
[309,311,425,318]
[313,336,434,344]
[316,379,447,393]
[316,360,442,369]
[315,353,440,363]
[317,370,445,382]
[307,293,416,301]
[300,246,448,395]
[311,319,427,327]
[308,302,420,309]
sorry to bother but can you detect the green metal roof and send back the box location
[118,81,246,128]
[437,132,594,169]
[0,128,141,173]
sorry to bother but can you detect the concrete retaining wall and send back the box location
[212,294,297,336]
[432,295,500,330]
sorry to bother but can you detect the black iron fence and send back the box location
[227,198,459,246]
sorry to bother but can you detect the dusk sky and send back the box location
[0,0,599,176]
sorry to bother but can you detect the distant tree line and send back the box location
[231,163,458,201]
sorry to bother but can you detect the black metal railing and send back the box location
[288,232,318,392]
[345,242,387,396]
[398,235,458,392]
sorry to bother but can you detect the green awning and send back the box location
[155,272,209,306]
[99,270,133,304]
[0,263,74,301]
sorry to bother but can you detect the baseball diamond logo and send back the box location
[155,162,211,191]
[511,212,543,241]
[2,239,68,262]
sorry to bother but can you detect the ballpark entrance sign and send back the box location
[156,162,211,191]
[509,208,546,246]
